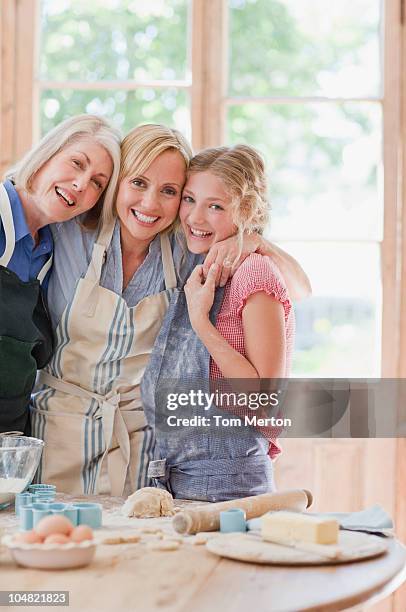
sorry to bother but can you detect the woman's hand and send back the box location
[184,264,218,331]
[203,233,261,287]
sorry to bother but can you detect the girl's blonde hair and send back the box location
[188,144,270,236]
[119,123,193,184]
[5,114,122,228]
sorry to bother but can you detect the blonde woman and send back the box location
[0,114,121,434]
[142,144,294,501]
[32,125,308,497]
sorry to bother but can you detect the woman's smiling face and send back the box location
[29,138,113,223]
[180,171,237,254]
[116,149,186,248]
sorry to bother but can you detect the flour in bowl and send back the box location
[0,477,28,504]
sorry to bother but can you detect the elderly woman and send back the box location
[0,115,121,434]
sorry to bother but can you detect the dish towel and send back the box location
[247,504,394,537]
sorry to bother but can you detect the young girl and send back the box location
[142,144,293,500]
[183,145,293,380]
[182,145,293,459]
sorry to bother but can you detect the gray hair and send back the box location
[5,114,122,227]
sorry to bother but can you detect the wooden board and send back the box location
[206,530,389,566]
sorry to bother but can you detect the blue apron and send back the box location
[141,283,274,502]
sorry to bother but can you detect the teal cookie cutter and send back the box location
[16,487,102,531]
[219,508,247,533]
[18,500,102,531]
[15,491,56,516]
[27,484,57,494]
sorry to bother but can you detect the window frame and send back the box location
[0,0,403,378]
[198,0,402,380]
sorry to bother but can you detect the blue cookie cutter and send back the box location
[28,484,57,494]
[220,508,247,533]
[15,484,102,531]
[72,503,102,529]
[15,491,56,516]
[19,500,102,531]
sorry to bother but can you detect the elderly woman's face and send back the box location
[30,137,113,223]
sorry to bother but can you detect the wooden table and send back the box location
[0,494,405,612]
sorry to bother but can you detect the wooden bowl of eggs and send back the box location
[2,515,96,569]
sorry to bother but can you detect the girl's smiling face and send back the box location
[180,171,237,254]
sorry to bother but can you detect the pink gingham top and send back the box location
[209,253,295,459]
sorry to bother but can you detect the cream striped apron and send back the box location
[30,219,177,496]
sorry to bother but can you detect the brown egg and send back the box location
[35,515,74,538]
[70,525,94,543]
[14,530,44,544]
[44,533,70,545]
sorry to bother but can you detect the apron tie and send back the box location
[99,391,132,496]
[38,371,138,496]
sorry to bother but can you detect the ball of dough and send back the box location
[122,487,175,518]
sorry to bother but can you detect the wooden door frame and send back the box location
[0,0,39,177]
[191,0,228,150]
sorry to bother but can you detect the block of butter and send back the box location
[261,511,339,545]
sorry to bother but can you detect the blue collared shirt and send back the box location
[0,180,53,290]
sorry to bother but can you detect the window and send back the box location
[226,0,385,376]
[3,0,402,377]
[38,0,192,139]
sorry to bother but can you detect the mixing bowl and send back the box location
[0,435,44,509]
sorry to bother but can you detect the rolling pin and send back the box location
[172,489,313,535]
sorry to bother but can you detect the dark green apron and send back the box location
[0,183,54,434]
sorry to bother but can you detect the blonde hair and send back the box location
[188,144,270,236]
[5,114,122,228]
[119,123,192,184]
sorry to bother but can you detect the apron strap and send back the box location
[0,183,16,267]
[0,183,52,284]
[160,232,177,290]
[83,218,117,316]
[38,370,142,496]
[85,218,117,283]
[37,254,53,285]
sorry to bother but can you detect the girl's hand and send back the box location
[203,233,261,287]
[184,264,218,330]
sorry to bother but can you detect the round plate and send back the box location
[206,531,389,566]
[2,535,96,569]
